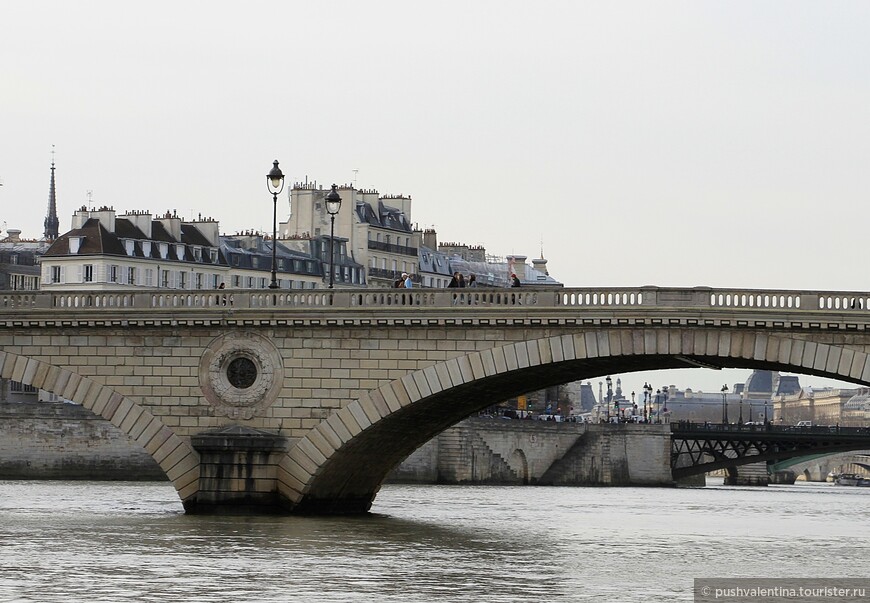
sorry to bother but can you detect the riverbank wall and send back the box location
[388,418,674,486]
[0,403,675,486]
[0,402,165,480]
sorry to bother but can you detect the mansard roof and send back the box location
[113,218,148,240]
[219,236,323,276]
[150,222,176,242]
[355,200,412,232]
[418,246,452,276]
[42,217,228,266]
[181,224,213,247]
[43,218,125,256]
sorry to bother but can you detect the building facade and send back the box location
[38,207,361,291]
[280,182,419,287]
[0,229,46,291]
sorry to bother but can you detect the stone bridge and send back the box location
[4,285,870,514]
[770,451,870,481]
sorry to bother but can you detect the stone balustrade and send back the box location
[3,286,870,315]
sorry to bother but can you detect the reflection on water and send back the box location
[0,480,867,602]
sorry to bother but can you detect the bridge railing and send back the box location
[671,422,870,436]
[5,286,870,314]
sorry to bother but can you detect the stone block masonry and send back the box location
[390,418,674,486]
[0,402,165,480]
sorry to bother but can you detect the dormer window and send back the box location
[193,246,202,261]
[210,249,218,262]
[124,239,135,256]
[176,243,185,259]
[159,243,168,259]
[142,241,152,256]
[69,236,82,254]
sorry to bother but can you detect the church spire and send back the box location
[43,146,59,241]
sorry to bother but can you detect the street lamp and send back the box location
[325,184,342,288]
[738,392,744,426]
[721,384,729,424]
[605,376,612,422]
[267,160,285,289]
[654,389,661,423]
[643,382,651,423]
[661,385,669,423]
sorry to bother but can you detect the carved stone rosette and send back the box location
[199,331,284,419]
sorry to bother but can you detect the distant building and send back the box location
[281,182,417,288]
[38,206,350,291]
[40,207,230,290]
[281,181,562,289]
[0,229,46,291]
[774,386,868,427]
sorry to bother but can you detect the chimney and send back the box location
[423,228,438,250]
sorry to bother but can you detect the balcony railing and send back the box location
[367,240,418,256]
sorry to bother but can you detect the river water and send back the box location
[0,479,866,603]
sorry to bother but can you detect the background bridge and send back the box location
[4,285,870,513]
[670,423,870,479]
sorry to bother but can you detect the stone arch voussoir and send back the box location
[279,329,870,510]
[0,350,200,504]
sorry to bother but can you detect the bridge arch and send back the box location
[509,449,530,485]
[775,451,870,481]
[279,328,870,513]
[0,350,199,503]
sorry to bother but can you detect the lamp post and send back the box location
[267,160,285,289]
[738,392,744,426]
[721,384,729,424]
[643,382,651,423]
[661,385,669,423]
[605,376,612,422]
[654,389,661,423]
[325,184,342,289]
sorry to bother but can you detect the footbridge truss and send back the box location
[671,423,870,479]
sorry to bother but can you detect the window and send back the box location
[195,273,203,289]
[51,266,61,284]
[247,277,254,288]
[145,269,153,287]
[212,274,220,289]
[110,265,118,283]
[179,271,187,288]
[83,265,94,283]
[127,267,135,285]
[161,270,170,288]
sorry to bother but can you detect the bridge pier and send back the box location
[186,426,291,514]
[724,461,769,486]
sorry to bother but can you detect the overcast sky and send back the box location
[3,1,869,397]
